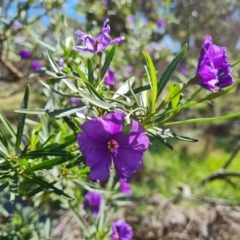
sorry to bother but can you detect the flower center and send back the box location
[114,232,119,239]
[107,139,119,153]
[94,40,100,51]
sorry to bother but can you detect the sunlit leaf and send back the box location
[15,85,30,154]
[157,44,187,98]
[101,45,117,78]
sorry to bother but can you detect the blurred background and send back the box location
[1,0,240,239]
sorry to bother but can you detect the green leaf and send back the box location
[62,67,72,74]
[47,49,60,73]
[113,77,135,99]
[63,117,80,132]
[0,127,9,151]
[40,81,113,110]
[25,150,75,158]
[0,181,9,191]
[30,123,43,151]
[71,61,88,83]
[87,59,94,84]
[147,129,173,150]
[15,109,47,115]
[25,154,77,173]
[43,133,78,151]
[168,83,182,109]
[157,44,187,98]
[128,84,151,96]
[9,172,18,195]
[15,85,30,154]
[46,106,87,118]
[101,45,117,78]
[163,111,240,127]
[154,127,198,142]
[65,156,85,169]
[28,176,74,200]
[142,52,158,109]
[0,110,16,138]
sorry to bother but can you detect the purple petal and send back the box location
[196,36,233,92]
[102,19,110,28]
[83,191,102,216]
[98,32,112,50]
[120,179,132,195]
[78,134,106,165]
[111,220,133,240]
[111,36,125,45]
[104,68,116,85]
[75,30,87,39]
[31,60,41,71]
[113,148,143,180]
[19,50,31,59]
[89,158,111,181]
[72,45,92,52]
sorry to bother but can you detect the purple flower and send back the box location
[120,179,132,195]
[102,0,108,5]
[180,67,187,75]
[58,58,64,68]
[104,68,116,85]
[156,19,166,28]
[196,36,233,92]
[111,220,133,240]
[143,18,148,26]
[127,15,135,24]
[72,19,125,54]
[70,97,81,107]
[77,111,149,182]
[124,66,133,74]
[19,50,31,59]
[83,191,102,216]
[12,22,21,30]
[31,60,41,71]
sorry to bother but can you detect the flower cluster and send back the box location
[77,111,149,182]
[72,19,125,54]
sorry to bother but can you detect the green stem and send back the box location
[156,77,196,112]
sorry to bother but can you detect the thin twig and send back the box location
[222,140,240,169]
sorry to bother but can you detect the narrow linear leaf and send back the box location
[28,176,73,200]
[71,61,88,83]
[113,77,135,99]
[25,150,75,158]
[157,44,188,98]
[0,127,9,150]
[162,112,240,127]
[147,130,173,150]
[47,49,60,73]
[0,181,9,191]
[47,106,87,118]
[26,155,77,173]
[87,59,94,84]
[40,81,113,110]
[0,110,16,138]
[15,109,47,115]
[101,45,117,78]
[63,117,80,132]
[30,123,43,151]
[142,52,158,109]
[15,85,30,154]
[9,173,18,195]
